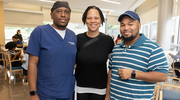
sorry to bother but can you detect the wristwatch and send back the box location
[30,91,38,96]
[131,70,136,78]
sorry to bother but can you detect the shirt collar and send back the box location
[119,34,146,48]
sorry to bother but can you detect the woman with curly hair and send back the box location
[5,41,22,66]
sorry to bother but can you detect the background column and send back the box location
[156,0,173,51]
[0,1,5,44]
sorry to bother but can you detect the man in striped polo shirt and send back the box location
[105,11,169,100]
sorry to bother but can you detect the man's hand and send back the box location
[118,68,132,80]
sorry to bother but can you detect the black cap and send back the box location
[51,1,71,12]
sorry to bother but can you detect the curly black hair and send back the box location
[23,46,27,51]
[5,41,17,50]
[12,35,18,39]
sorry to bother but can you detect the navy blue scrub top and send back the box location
[26,24,77,98]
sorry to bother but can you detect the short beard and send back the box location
[122,35,135,41]
[122,32,139,42]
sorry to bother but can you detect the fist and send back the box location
[118,68,132,80]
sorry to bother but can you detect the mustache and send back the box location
[122,30,131,34]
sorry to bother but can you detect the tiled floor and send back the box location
[0,68,180,100]
[0,69,29,100]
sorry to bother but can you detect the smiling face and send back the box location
[85,9,101,33]
[120,16,141,41]
[51,7,70,30]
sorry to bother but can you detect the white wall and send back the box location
[4,2,120,27]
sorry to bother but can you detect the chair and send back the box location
[0,51,5,68]
[153,82,160,100]
[0,44,5,68]
[172,60,180,78]
[4,53,23,84]
[159,77,180,100]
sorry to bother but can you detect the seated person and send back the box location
[5,41,22,67]
[12,35,23,48]
[21,46,28,85]
[169,50,180,78]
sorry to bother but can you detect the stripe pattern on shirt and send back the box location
[109,34,168,100]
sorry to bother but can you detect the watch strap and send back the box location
[131,70,136,78]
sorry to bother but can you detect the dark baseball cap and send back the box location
[51,1,71,12]
[118,11,140,22]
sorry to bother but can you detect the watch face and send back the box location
[131,70,136,78]
[30,91,37,96]
[131,73,135,78]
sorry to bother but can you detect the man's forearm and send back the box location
[28,55,39,91]
[136,71,168,83]
[28,64,38,91]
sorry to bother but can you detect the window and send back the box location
[107,25,120,41]
[5,27,34,45]
[141,23,150,39]
[150,21,157,42]
[172,16,180,51]
[141,16,180,51]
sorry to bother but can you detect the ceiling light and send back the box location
[101,0,121,4]
[38,0,54,3]
[101,8,115,12]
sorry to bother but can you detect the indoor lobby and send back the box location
[1,0,180,100]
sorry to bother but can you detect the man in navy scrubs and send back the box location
[26,1,77,100]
